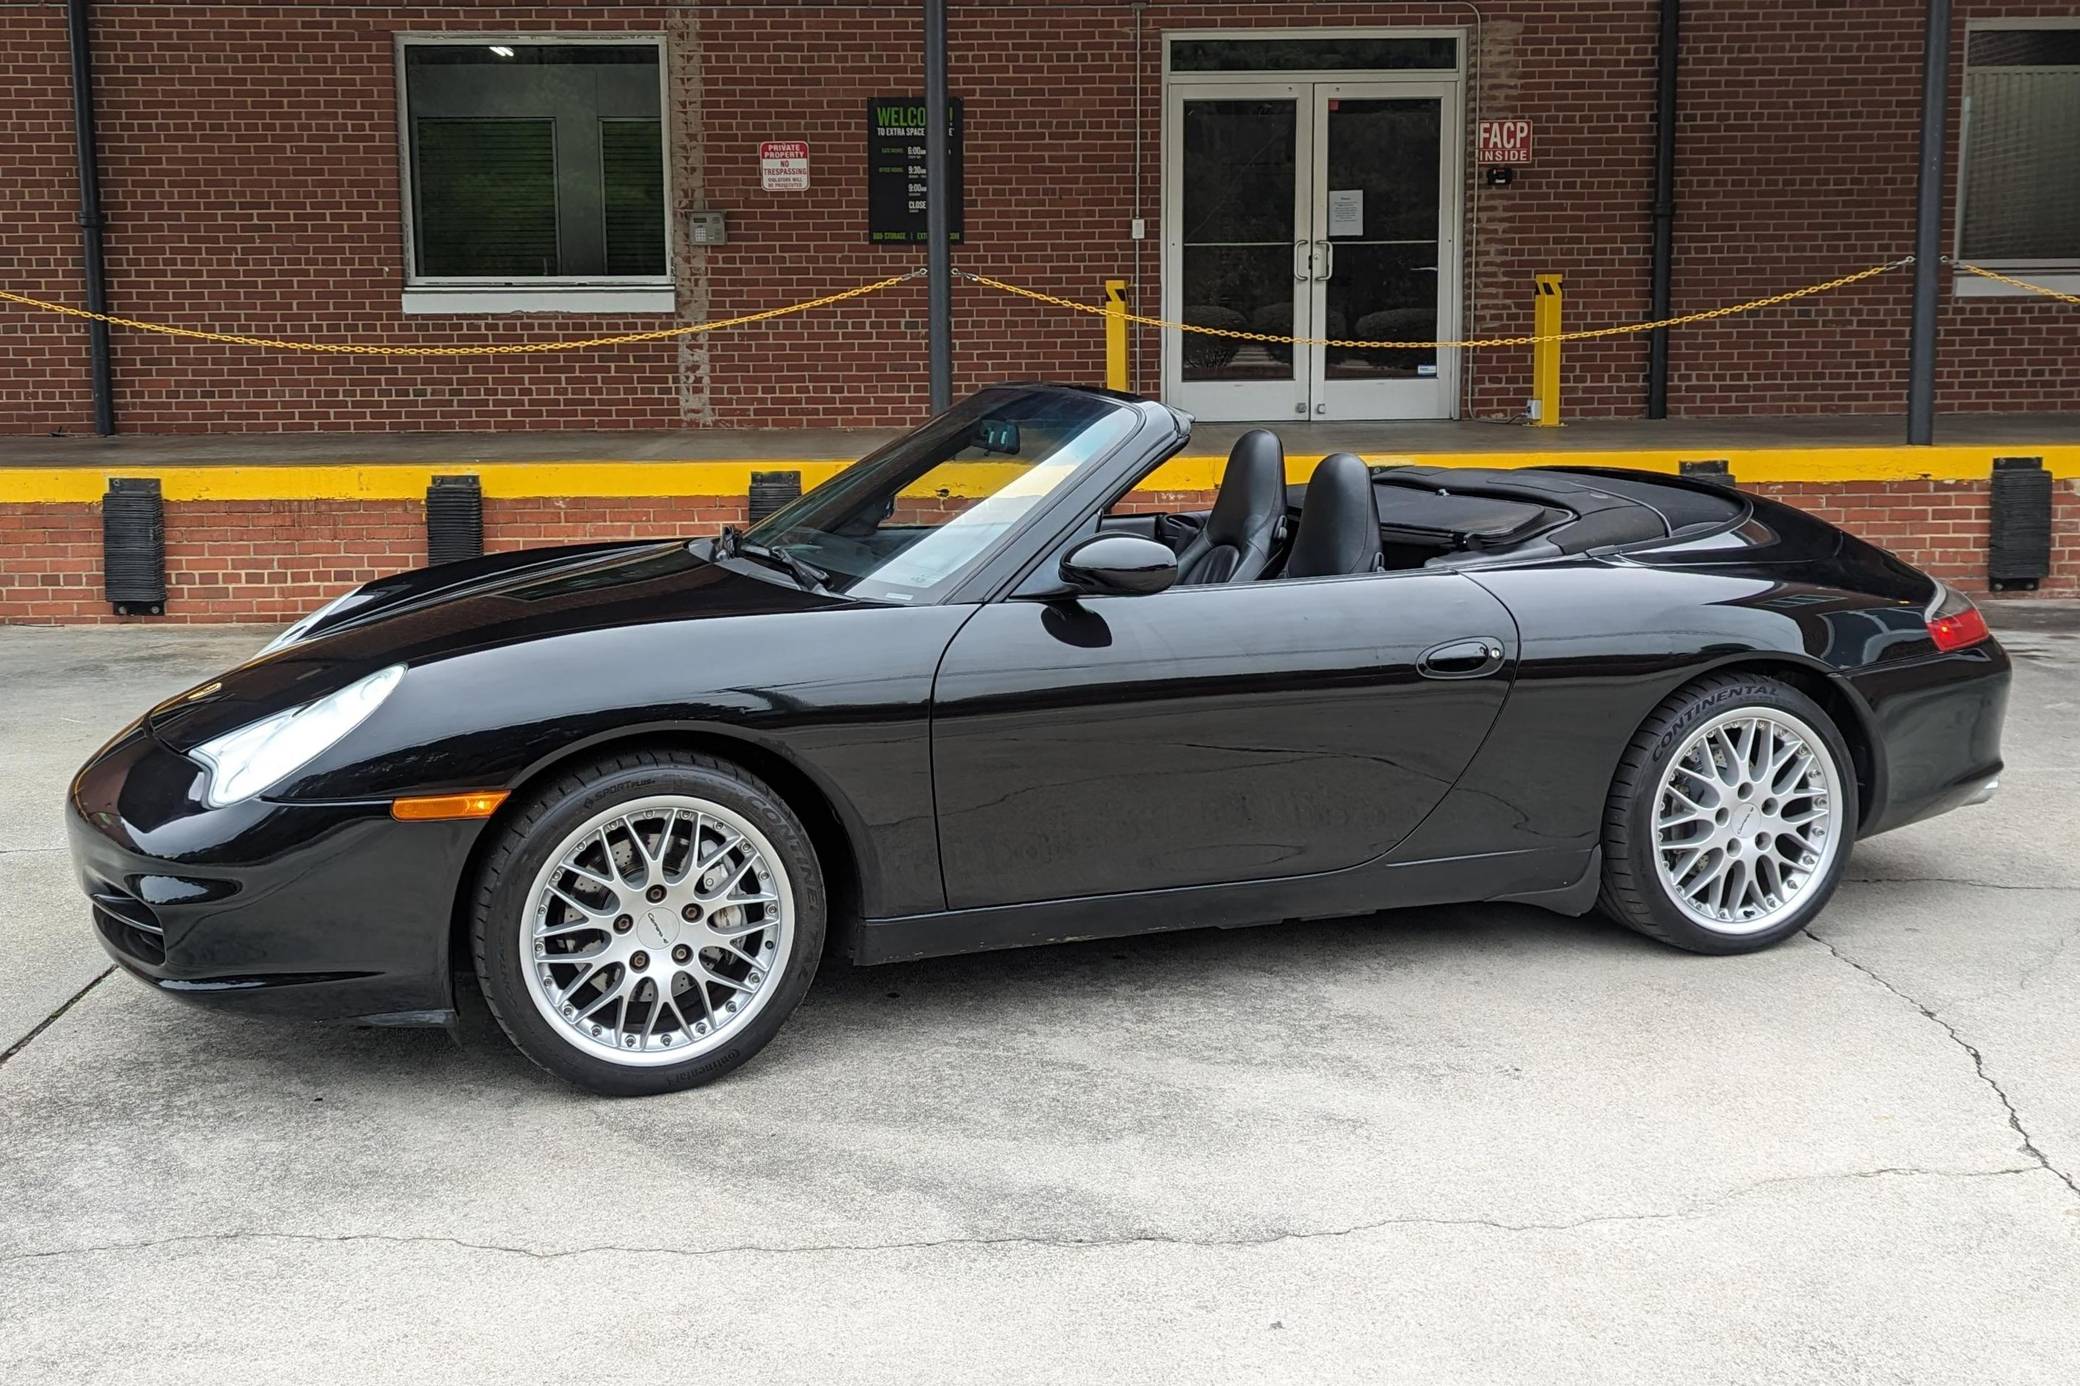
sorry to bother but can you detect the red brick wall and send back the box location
[0,495,746,624]
[1752,478,2080,594]
[0,4,690,435]
[1,1,2076,433]
[4,478,2072,625]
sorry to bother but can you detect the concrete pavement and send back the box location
[2,614,2076,1383]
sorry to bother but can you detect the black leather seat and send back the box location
[1284,452,1384,579]
[1175,429,1286,585]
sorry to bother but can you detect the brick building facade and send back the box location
[5,1,2078,433]
[1,2,2077,621]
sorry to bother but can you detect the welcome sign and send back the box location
[867,98,965,243]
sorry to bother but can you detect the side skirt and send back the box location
[849,846,1599,966]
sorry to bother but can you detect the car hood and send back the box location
[148,541,845,751]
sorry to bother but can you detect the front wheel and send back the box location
[1598,673,1857,954]
[471,749,825,1096]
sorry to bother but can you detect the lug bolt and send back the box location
[672,944,691,963]
[681,903,703,923]
[631,951,649,972]
[647,885,667,904]
[614,915,633,933]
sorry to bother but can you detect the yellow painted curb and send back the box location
[0,445,2074,505]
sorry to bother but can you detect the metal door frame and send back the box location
[1160,28,1467,422]
[1307,78,1464,421]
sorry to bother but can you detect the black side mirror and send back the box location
[1059,534,1178,597]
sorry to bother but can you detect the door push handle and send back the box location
[1294,238,1310,283]
[1315,239,1335,281]
[1417,637,1506,680]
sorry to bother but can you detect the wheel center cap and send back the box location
[638,909,680,949]
[1731,802,1758,835]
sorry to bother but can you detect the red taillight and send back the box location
[1926,586,1991,652]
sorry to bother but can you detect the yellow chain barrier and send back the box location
[7,254,2070,358]
[0,269,923,357]
[961,258,1919,349]
[1953,261,2080,306]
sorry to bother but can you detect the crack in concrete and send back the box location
[1842,875,2078,893]
[0,1164,2046,1268]
[0,967,113,1068]
[1804,927,2080,1201]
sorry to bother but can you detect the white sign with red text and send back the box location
[760,141,811,191]
[1476,119,1534,165]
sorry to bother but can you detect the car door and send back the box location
[929,569,1519,910]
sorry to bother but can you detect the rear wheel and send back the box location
[472,750,824,1096]
[1599,673,1856,953]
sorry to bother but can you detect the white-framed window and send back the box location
[395,35,673,314]
[1957,22,2080,297]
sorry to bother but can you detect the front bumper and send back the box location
[1848,638,2011,838]
[65,722,481,1023]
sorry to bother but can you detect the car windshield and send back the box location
[733,387,1138,603]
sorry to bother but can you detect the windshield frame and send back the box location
[727,386,1174,606]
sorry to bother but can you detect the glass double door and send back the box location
[1164,80,1460,422]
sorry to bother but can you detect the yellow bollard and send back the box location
[1532,273,1563,427]
[1104,278,1129,391]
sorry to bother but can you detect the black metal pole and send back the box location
[1907,0,1951,446]
[66,0,115,436]
[923,0,953,412]
[1646,0,1679,419]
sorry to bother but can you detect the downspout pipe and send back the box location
[923,0,953,413]
[66,0,115,436]
[1906,0,1951,446]
[1646,0,1678,420]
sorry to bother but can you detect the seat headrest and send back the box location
[1284,452,1383,579]
[1207,429,1286,539]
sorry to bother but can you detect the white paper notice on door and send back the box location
[1328,189,1364,237]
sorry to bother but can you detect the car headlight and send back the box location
[193,665,405,808]
[259,588,362,656]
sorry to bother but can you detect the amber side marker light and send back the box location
[391,791,509,822]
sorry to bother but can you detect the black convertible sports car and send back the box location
[68,384,2008,1095]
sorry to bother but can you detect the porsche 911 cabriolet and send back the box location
[68,384,2008,1094]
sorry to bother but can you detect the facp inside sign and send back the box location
[760,140,810,191]
[1477,119,1533,166]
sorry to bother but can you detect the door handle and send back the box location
[1417,637,1506,680]
[1294,238,1310,283]
[1314,239,1335,281]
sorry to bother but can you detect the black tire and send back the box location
[471,749,825,1096]
[1598,672,1858,954]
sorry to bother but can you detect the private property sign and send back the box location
[760,141,810,191]
[1477,119,1534,165]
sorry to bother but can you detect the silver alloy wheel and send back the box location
[519,795,794,1067]
[1652,707,1845,936]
